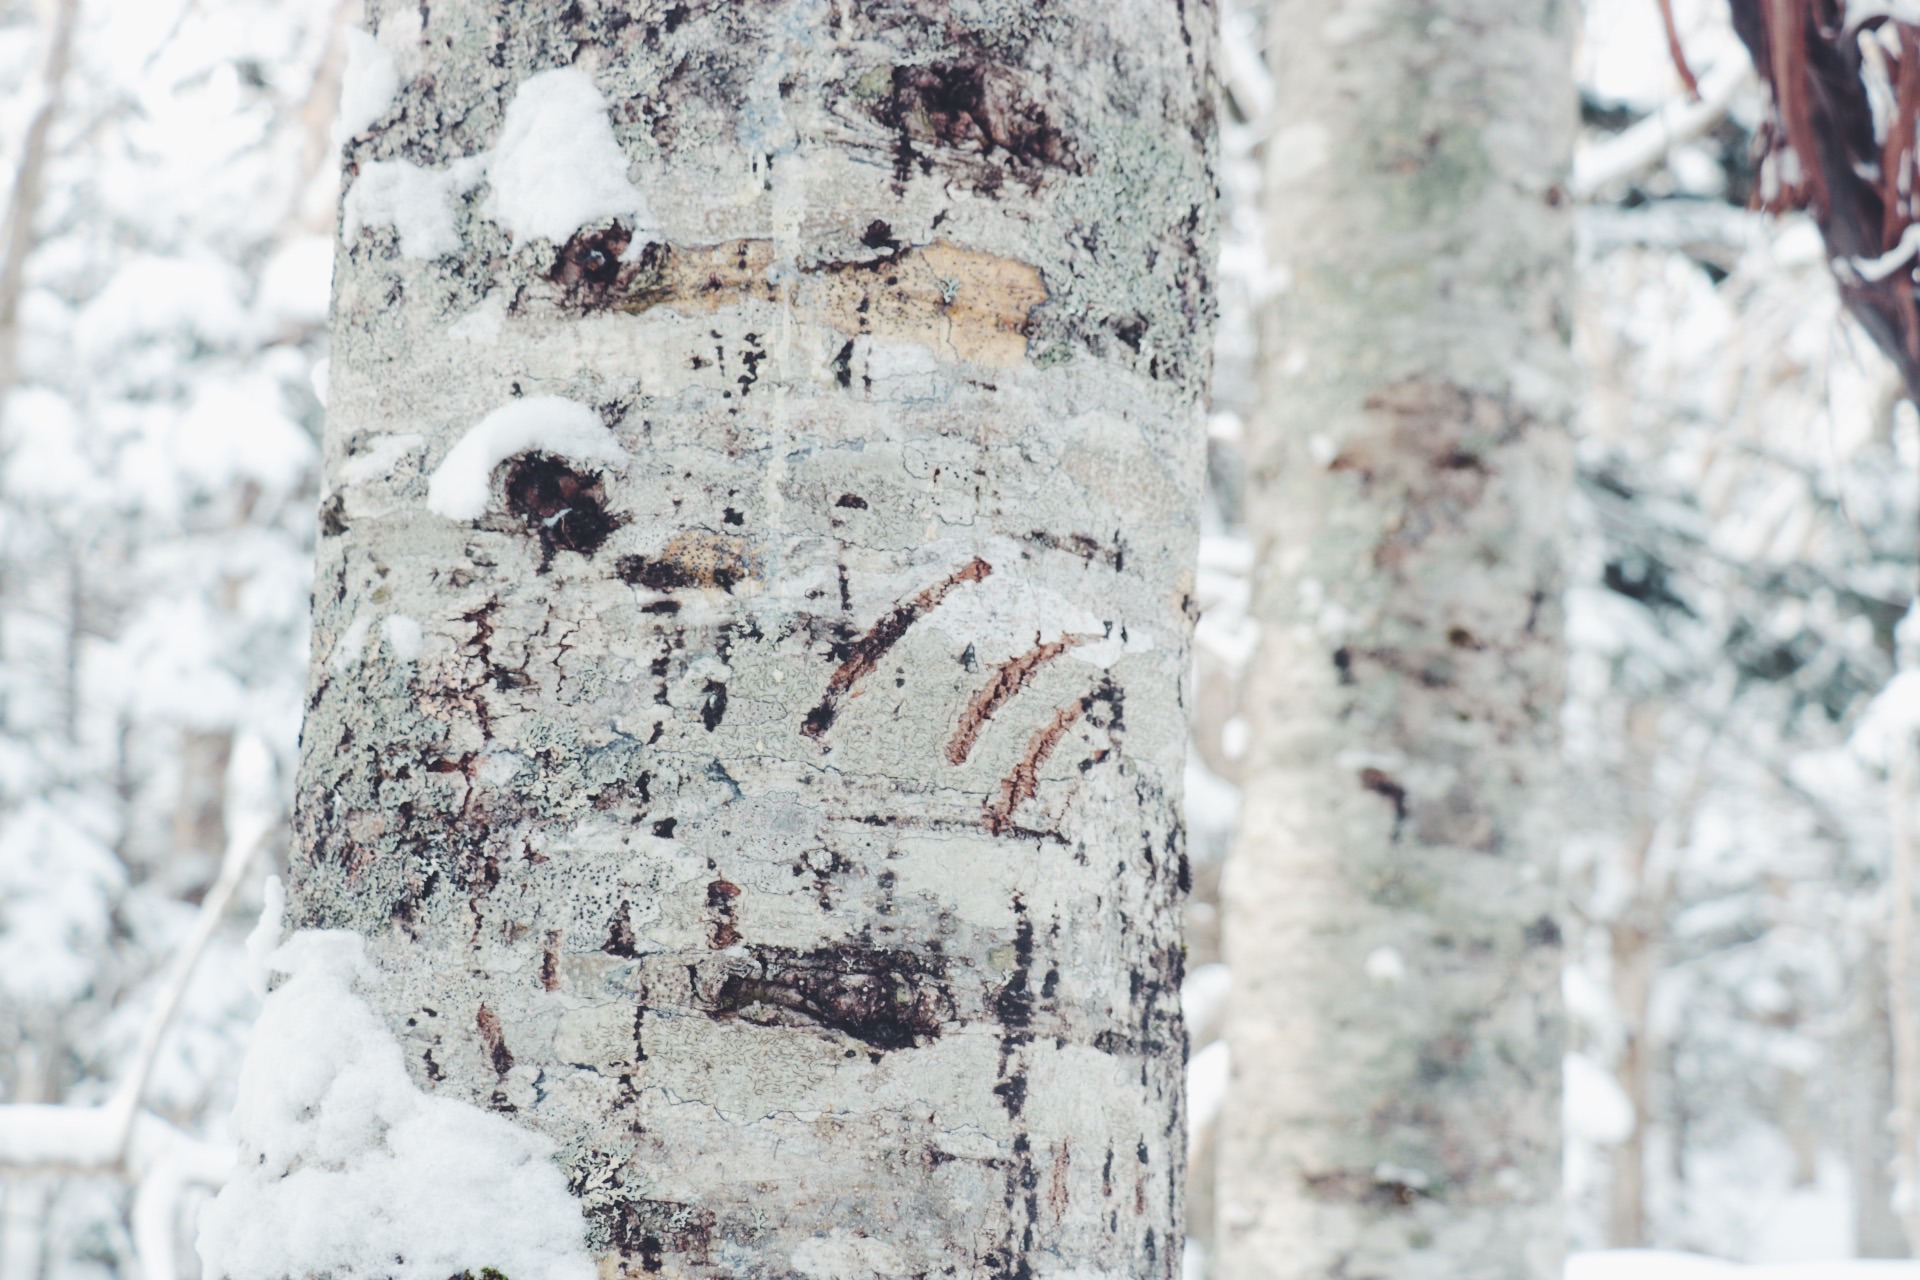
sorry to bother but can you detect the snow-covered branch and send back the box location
[1573,60,1754,200]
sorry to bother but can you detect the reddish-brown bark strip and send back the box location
[984,677,1120,835]
[1729,0,1920,391]
[947,634,1091,765]
[985,701,1089,835]
[801,557,992,738]
[1654,0,1702,98]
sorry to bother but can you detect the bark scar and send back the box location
[802,557,992,738]
[947,633,1094,765]
[985,675,1122,835]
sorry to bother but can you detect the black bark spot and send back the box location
[503,454,621,560]
[1359,767,1408,831]
[588,1199,713,1270]
[835,491,868,509]
[318,492,348,537]
[604,902,639,958]
[704,945,952,1050]
[873,61,1077,187]
[700,679,728,731]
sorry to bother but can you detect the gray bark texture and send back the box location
[297,2,1216,1278]
[1216,0,1573,1275]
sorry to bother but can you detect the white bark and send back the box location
[1217,0,1573,1274]
[272,2,1216,1277]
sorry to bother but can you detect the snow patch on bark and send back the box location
[342,158,484,260]
[426,395,624,521]
[329,612,371,673]
[196,931,592,1280]
[484,69,656,246]
[333,30,399,150]
[341,67,657,263]
[381,615,423,662]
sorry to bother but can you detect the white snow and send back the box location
[332,28,400,151]
[244,875,285,999]
[483,68,655,245]
[197,931,594,1280]
[1180,963,1232,1045]
[341,157,484,260]
[1849,668,1920,766]
[257,235,335,327]
[1364,945,1407,987]
[426,395,625,521]
[330,613,372,674]
[1566,1253,1920,1278]
[1564,1052,1636,1145]
[1186,1040,1230,1147]
[381,614,423,662]
[339,432,425,485]
[0,802,127,1004]
[340,69,650,259]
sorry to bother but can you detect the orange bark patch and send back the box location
[612,238,1047,367]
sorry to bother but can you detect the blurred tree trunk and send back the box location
[1854,941,1910,1256]
[294,2,1214,1276]
[1216,0,1574,1274]
[0,0,78,418]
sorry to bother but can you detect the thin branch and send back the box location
[1573,60,1754,200]
[102,816,275,1160]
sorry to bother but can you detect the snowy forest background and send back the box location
[0,0,1914,1273]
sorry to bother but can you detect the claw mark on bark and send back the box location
[948,633,1092,765]
[986,676,1122,835]
[802,557,992,738]
[475,1003,513,1076]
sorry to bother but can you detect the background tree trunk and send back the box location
[293,2,1215,1276]
[1216,0,1573,1273]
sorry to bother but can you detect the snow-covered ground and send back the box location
[1569,1254,1920,1278]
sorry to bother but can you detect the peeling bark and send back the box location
[293,2,1214,1276]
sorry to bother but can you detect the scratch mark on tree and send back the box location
[802,557,992,738]
[947,633,1092,765]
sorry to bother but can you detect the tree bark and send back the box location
[291,2,1215,1277]
[1216,0,1572,1274]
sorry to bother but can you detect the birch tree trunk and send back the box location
[1216,0,1572,1274]
[283,2,1214,1277]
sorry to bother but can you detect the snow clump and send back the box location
[426,395,625,522]
[197,930,593,1280]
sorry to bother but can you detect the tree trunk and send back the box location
[270,2,1214,1277]
[1216,0,1572,1274]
